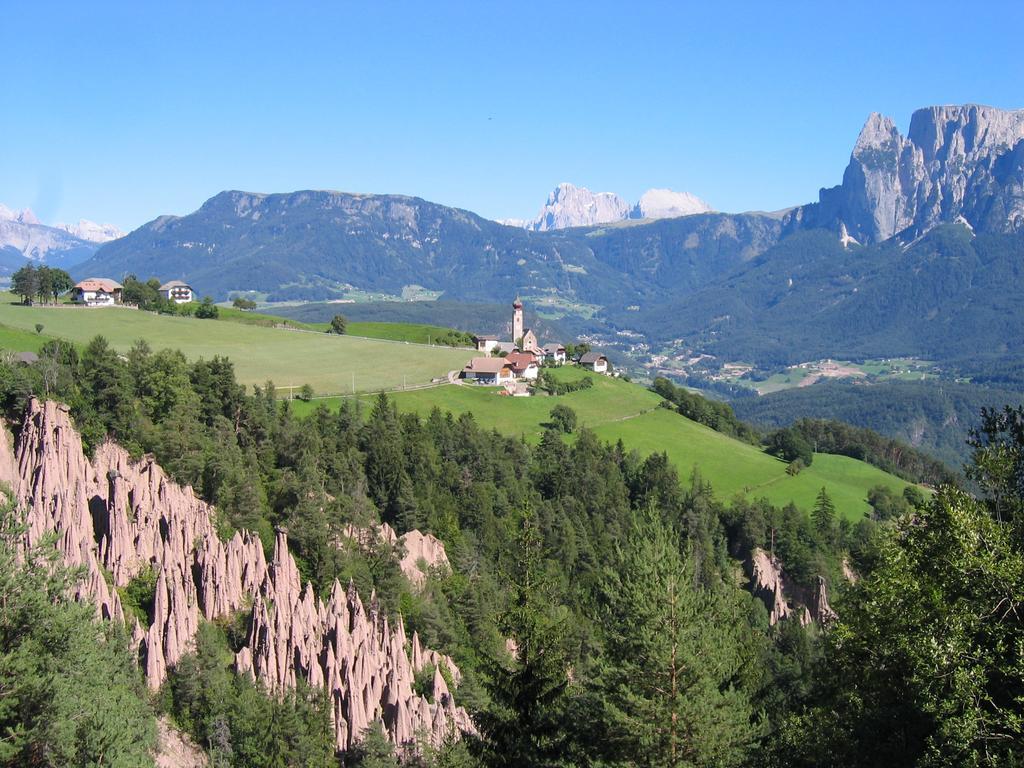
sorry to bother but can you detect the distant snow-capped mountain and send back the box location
[632,188,712,220]
[0,205,120,270]
[55,219,125,244]
[517,183,712,231]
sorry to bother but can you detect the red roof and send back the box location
[505,352,538,371]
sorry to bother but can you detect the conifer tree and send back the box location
[812,486,836,542]
[594,506,760,767]
[473,506,572,768]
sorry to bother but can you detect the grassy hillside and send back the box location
[215,306,472,346]
[0,299,470,394]
[0,324,57,353]
[292,367,912,519]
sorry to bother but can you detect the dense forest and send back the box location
[0,339,1021,765]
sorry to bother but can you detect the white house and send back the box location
[579,351,610,374]
[543,343,567,364]
[473,335,499,353]
[159,280,194,304]
[462,357,516,385]
[505,351,540,380]
[72,278,123,306]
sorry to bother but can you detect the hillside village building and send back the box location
[505,351,539,380]
[543,343,567,364]
[159,280,194,304]
[72,278,123,306]
[473,335,499,353]
[579,351,609,373]
[462,357,515,385]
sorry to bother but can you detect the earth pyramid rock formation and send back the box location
[0,398,473,752]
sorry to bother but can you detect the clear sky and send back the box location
[3,1,1023,231]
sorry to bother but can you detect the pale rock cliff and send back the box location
[0,204,103,266]
[0,399,472,753]
[522,183,711,231]
[347,522,450,589]
[791,104,1024,242]
[55,219,125,243]
[747,547,836,626]
[630,188,711,220]
[526,183,630,231]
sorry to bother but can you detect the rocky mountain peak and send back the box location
[790,103,1024,243]
[526,182,630,231]
[631,188,711,220]
[55,219,125,243]
[522,183,710,231]
[853,112,902,153]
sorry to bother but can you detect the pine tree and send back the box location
[473,507,572,768]
[0,497,157,765]
[594,506,760,767]
[812,486,836,539]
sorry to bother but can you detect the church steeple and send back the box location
[512,297,524,344]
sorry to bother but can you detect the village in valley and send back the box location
[462,297,612,396]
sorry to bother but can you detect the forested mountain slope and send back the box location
[622,224,1024,367]
[74,190,780,307]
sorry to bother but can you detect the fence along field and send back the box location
[0,300,472,395]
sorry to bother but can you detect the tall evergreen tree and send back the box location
[593,506,761,767]
[473,507,572,768]
[812,486,835,538]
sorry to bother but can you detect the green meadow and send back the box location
[291,367,913,519]
[0,299,471,394]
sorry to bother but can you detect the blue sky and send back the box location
[2,1,1022,230]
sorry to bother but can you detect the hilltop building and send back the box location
[159,280,194,304]
[72,278,123,306]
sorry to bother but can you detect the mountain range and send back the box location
[0,204,124,272]
[71,103,1024,376]
[505,182,712,231]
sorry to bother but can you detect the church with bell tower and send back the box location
[511,297,539,353]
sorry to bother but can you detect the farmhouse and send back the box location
[159,280,194,304]
[461,357,515,385]
[473,334,499,353]
[72,278,123,306]
[579,351,610,373]
[543,343,567,364]
[505,351,540,380]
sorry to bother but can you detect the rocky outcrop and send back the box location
[790,104,1024,243]
[399,529,450,588]
[746,547,837,626]
[155,716,208,768]
[747,548,792,625]
[236,531,472,750]
[0,399,472,753]
[346,522,450,590]
[813,575,837,624]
